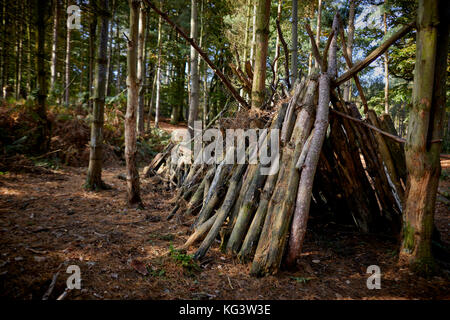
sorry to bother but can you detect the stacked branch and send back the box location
[144,10,411,277]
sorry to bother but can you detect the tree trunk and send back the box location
[291,0,298,84]
[1,0,9,96]
[65,1,72,106]
[250,0,271,110]
[249,0,257,65]
[0,0,3,94]
[343,0,355,102]
[383,12,389,114]
[88,14,98,110]
[125,0,142,206]
[34,0,51,153]
[242,0,252,69]
[115,14,121,93]
[314,0,322,69]
[105,0,116,97]
[15,2,24,100]
[154,3,162,128]
[188,0,200,137]
[26,3,33,94]
[147,72,156,130]
[399,0,449,274]
[171,58,185,124]
[137,4,147,135]
[50,0,61,93]
[86,0,110,190]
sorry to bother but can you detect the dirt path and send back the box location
[0,164,449,300]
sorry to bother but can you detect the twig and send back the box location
[276,18,291,90]
[123,32,130,43]
[227,276,234,289]
[42,264,64,300]
[30,149,62,160]
[56,288,70,300]
[331,109,405,143]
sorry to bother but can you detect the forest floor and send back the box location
[0,126,449,300]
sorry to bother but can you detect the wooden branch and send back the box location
[276,18,291,90]
[337,14,369,113]
[322,29,335,73]
[335,21,415,86]
[229,62,252,93]
[144,0,250,109]
[330,109,406,143]
[245,61,254,81]
[305,23,324,72]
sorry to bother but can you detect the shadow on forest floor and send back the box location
[0,162,449,300]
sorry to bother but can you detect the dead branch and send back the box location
[305,23,325,72]
[276,18,291,90]
[335,21,415,86]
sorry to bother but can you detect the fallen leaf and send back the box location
[130,259,148,275]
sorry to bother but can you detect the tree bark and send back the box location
[273,0,283,85]
[115,14,121,93]
[188,0,200,137]
[250,0,271,110]
[194,164,248,260]
[34,0,51,153]
[343,0,355,102]
[383,12,389,114]
[399,0,449,274]
[137,4,147,135]
[291,0,298,84]
[242,0,252,69]
[86,0,110,190]
[154,3,162,128]
[65,0,72,106]
[314,0,322,69]
[50,0,61,93]
[125,0,142,206]
[105,0,116,96]
[15,2,24,99]
[88,14,98,110]
[249,0,257,65]
[285,14,338,268]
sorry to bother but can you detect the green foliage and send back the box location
[148,267,166,278]
[169,244,201,275]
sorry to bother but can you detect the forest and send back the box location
[0,0,449,302]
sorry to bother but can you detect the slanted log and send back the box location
[286,15,337,267]
[184,167,216,217]
[193,164,248,260]
[367,110,405,200]
[335,101,402,231]
[251,76,318,276]
[194,163,232,228]
[237,102,289,262]
[379,113,407,186]
[285,73,331,268]
[181,212,218,249]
